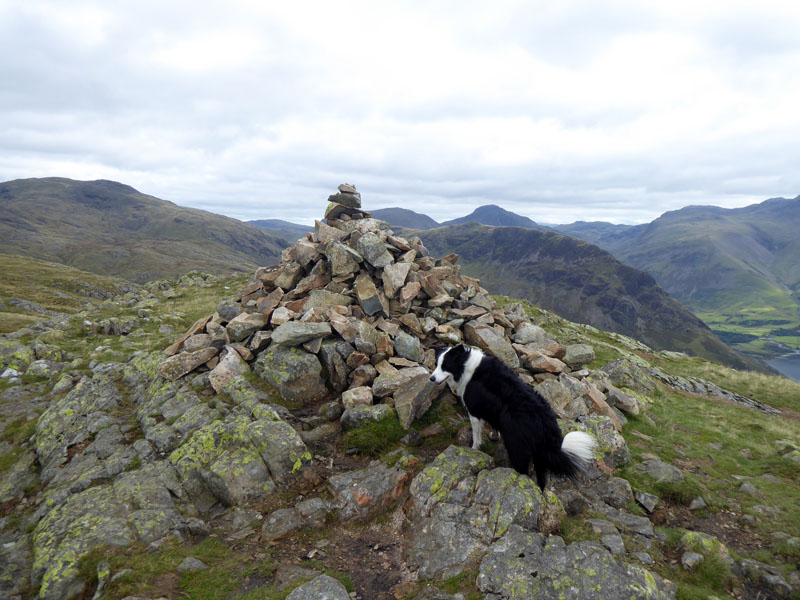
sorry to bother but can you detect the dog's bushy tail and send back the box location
[550,431,597,478]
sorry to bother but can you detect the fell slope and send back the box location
[556,197,800,357]
[370,207,440,230]
[419,223,763,372]
[440,204,545,229]
[0,178,287,282]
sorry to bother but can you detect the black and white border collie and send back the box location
[430,344,596,490]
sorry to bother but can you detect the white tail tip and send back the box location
[562,431,597,464]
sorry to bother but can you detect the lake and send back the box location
[767,353,800,383]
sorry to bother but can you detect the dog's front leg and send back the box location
[470,416,483,450]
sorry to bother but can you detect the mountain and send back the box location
[418,222,764,372]
[247,219,313,233]
[440,204,544,229]
[370,207,440,230]
[0,178,288,282]
[554,197,800,359]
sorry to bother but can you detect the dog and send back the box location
[429,344,596,490]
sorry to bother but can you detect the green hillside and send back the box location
[419,223,764,372]
[557,198,800,358]
[0,253,136,333]
[0,178,288,283]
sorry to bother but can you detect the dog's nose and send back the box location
[429,375,435,382]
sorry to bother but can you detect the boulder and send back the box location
[208,346,249,393]
[254,345,328,406]
[562,343,595,368]
[286,575,350,600]
[157,347,218,381]
[464,323,520,369]
[272,322,332,346]
[340,404,396,430]
[328,460,409,521]
[477,526,675,599]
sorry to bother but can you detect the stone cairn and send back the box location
[157,183,637,435]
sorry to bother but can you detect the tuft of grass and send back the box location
[0,416,38,445]
[342,418,405,457]
[0,446,23,472]
[440,568,481,600]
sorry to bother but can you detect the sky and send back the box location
[1,1,799,226]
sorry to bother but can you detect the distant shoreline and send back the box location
[766,351,800,383]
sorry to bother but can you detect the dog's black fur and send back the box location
[432,344,593,490]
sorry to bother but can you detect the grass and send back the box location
[654,352,800,412]
[342,417,405,457]
[0,416,38,445]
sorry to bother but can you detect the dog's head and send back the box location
[429,344,471,386]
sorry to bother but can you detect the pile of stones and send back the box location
[157,184,640,435]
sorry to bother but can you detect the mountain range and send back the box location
[552,198,800,359]
[353,198,800,363]
[0,177,783,373]
[418,222,760,372]
[0,178,288,282]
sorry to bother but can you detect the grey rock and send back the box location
[477,525,674,599]
[261,508,304,541]
[357,231,394,268]
[689,496,707,510]
[635,491,659,513]
[587,476,633,508]
[681,552,704,570]
[286,574,350,600]
[393,373,442,429]
[394,331,424,363]
[464,323,520,369]
[208,346,249,394]
[329,461,409,521]
[272,322,332,346]
[177,557,208,572]
[601,533,627,555]
[739,481,759,496]
[226,312,267,342]
[325,241,361,277]
[512,322,549,345]
[254,345,328,406]
[157,347,218,381]
[354,273,385,316]
[342,386,373,409]
[340,404,396,431]
[382,262,412,298]
[606,385,641,415]
[634,458,685,483]
[562,343,595,368]
[296,497,331,526]
[304,289,354,312]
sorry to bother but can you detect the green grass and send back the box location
[342,417,405,457]
[0,416,38,445]
[654,352,800,412]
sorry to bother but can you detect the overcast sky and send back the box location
[1,1,799,225]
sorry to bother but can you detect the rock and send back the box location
[304,289,353,312]
[32,485,136,600]
[394,331,424,363]
[296,497,331,526]
[681,552,704,570]
[382,262,411,298]
[562,343,595,368]
[170,413,310,506]
[342,386,373,409]
[340,404,396,430]
[739,481,759,496]
[177,557,208,572]
[254,345,328,406]
[286,574,350,600]
[272,322,332,346]
[601,533,626,555]
[357,231,394,268]
[634,458,685,483]
[606,385,641,415]
[328,460,409,521]
[587,476,634,508]
[315,219,347,242]
[738,558,792,597]
[635,491,659,513]
[226,312,267,342]
[464,324,520,369]
[689,496,707,510]
[477,525,674,599]
[208,346,249,393]
[261,508,304,541]
[354,273,385,316]
[393,373,441,429]
[157,347,218,381]
[325,241,362,277]
[602,356,657,393]
[512,322,549,345]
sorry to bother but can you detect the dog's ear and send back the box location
[433,346,446,359]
